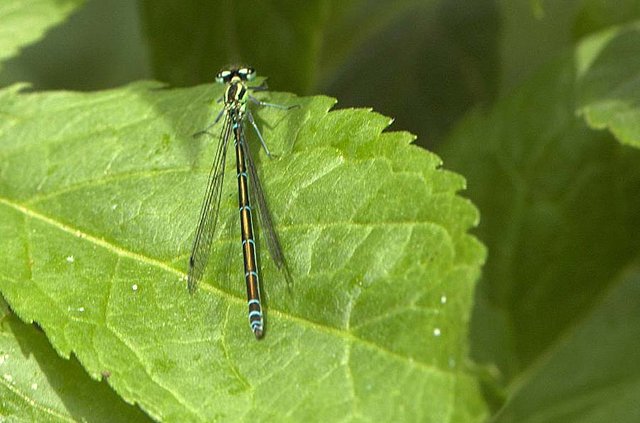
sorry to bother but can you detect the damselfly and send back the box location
[188,66,294,339]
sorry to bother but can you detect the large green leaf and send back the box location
[0,0,83,69]
[0,300,151,422]
[0,79,486,421]
[492,264,640,423]
[440,47,640,421]
[576,22,640,148]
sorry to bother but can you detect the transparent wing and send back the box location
[187,114,232,293]
[240,132,293,286]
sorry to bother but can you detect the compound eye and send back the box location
[216,70,232,83]
[239,67,256,81]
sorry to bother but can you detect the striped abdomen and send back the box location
[233,121,264,339]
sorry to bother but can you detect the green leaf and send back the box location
[0,80,486,421]
[440,49,640,420]
[576,22,640,148]
[0,0,83,69]
[0,300,152,422]
[492,265,640,423]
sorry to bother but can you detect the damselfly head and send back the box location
[216,66,256,84]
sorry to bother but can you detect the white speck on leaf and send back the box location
[433,328,441,336]
[66,256,75,263]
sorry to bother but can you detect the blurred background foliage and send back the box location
[1,0,501,148]
[3,0,640,149]
[2,0,640,421]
